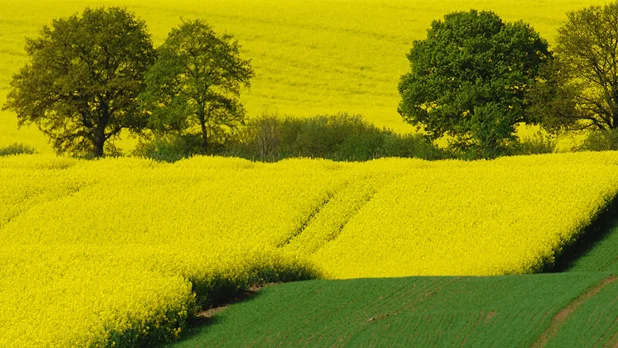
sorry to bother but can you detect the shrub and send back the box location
[509,133,558,155]
[227,113,447,162]
[382,133,449,160]
[133,134,205,162]
[136,113,448,162]
[579,129,618,152]
[0,143,36,156]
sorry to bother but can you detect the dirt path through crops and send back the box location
[531,275,618,348]
[607,330,618,348]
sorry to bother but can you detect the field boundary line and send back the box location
[531,275,618,348]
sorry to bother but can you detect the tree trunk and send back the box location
[92,100,109,157]
[612,88,618,129]
[93,130,105,157]
[198,109,208,153]
[200,121,208,153]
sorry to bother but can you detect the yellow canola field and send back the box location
[2,152,618,346]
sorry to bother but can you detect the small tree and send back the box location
[398,10,551,158]
[533,2,618,132]
[2,7,155,157]
[141,19,254,153]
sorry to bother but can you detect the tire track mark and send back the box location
[276,189,338,248]
[532,275,618,348]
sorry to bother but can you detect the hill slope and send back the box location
[3,152,618,346]
[171,212,618,347]
[172,273,618,347]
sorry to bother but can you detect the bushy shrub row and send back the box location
[579,129,618,152]
[226,113,448,162]
[134,113,449,162]
[0,143,36,156]
[134,113,568,162]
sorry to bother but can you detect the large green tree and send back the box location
[398,10,551,158]
[2,7,155,157]
[532,2,618,132]
[141,19,254,153]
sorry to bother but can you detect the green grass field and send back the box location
[544,278,618,347]
[171,273,617,347]
[0,0,606,153]
[566,223,618,273]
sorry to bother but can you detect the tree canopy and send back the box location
[140,19,254,153]
[398,10,551,158]
[532,2,618,132]
[2,7,155,157]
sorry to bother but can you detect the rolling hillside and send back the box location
[2,1,617,346]
[171,273,618,347]
[2,152,618,346]
[171,205,618,347]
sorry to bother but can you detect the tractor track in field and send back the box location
[276,180,379,251]
[0,181,96,229]
[607,329,618,347]
[531,275,618,348]
[276,190,338,248]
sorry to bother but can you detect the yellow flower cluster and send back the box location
[2,152,618,346]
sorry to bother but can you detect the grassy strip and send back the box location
[0,143,36,156]
[170,273,608,347]
[551,193,618,273]
[563,222,618,273]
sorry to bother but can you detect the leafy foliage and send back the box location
[2,7,155,157]
[135,113,447,162]
[578,128,618,152]
[398,10,551,158]
[227,113,447,162]
[141,19,254,153]
[0,143,36,156]
[508,133,557,156]
[133,133,205,163]
[524,58,581,133]
[552,2,618,131]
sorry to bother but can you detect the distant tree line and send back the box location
[4,3,618,160]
